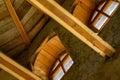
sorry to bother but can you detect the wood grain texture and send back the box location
[28,15,49,40]
[27,0,115,56]
[13,0,24,10]
[73,0,96,25]
[15,0,31,20]
[5,0,30,45]
[33,35,65,80]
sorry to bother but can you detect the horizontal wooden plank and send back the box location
[27,0,115,56]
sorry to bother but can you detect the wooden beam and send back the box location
[27,0,115,57]
[5,0,30,45]
[0,52,41,80]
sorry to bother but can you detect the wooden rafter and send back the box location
[5,0,30,45]
[0,52,41,80]
[27,0,115,57]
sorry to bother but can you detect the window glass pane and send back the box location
[104,2,119,16]
[95,15,108,30]
[53,69,64,80]
[64,58,73,71]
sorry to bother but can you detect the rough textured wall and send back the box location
[62,6,120,80]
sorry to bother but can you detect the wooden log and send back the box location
[0,52,42,80]
[27,0,115,56]
[5,0,30,45]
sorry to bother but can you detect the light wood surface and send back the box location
[27,0,115,56]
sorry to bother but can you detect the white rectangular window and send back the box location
[104,2,119,16]
[53,69,64,80]
[95,15,108,30]
[64,58,73,71]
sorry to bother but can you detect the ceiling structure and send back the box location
[0,0,120,80]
